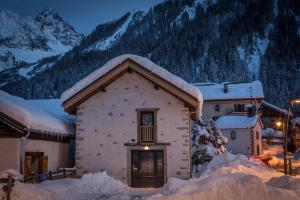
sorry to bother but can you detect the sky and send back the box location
[0,0,163,34]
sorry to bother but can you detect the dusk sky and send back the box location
[0,0,163,34]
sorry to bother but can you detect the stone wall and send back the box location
[76,71,191,184]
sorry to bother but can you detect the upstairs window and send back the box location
[230,131,236,140]
[137,109,158,143]
[234,104,245,112]
[215,104,220,112]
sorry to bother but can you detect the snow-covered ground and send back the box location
[1,153,299,200]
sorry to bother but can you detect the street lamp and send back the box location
[284,98,300,175]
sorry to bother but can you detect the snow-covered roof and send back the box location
[0,90,75,134]
[193,81,264,101]
[261,100,287,115]
[215,115,261,129]
[61,54,203,103]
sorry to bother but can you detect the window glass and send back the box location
[141,111,154,126]
[230,131,236,140]
[256,131,260,140]
[215,105,220,112]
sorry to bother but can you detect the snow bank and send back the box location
[149,153,300,200]
[2,182,55,200]
[1,155,299,200]
[150,173,299,200]
[75,172,125,195]
[194,80,264,100]
[0,90,74,134]
[61,54,203,107]
[0,169,23,180]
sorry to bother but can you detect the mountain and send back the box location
[1,0,299,108]
[0,8,82,73]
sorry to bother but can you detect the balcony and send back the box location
[139,125,155,143]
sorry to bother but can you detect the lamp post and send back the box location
[284,99,300,175]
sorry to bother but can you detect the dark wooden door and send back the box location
[131,150,164,188]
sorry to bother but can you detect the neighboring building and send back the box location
[61,54,203,188]
[0,91,75,176]
[292,118,300,151]
[215,115,263,155]
[261,100,287,129]
[194,81,264,120]
[260,100,288,150]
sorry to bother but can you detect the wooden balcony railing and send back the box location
[139,125,155,143]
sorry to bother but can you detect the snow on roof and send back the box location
[0,90,74,134]
[215,115,260,129]
[193,81,264,101]
[261,100,288,115]
[61,54,203,103]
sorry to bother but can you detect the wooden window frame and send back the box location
[136,108,159,143]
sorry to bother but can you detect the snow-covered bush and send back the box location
[192,119,228,174]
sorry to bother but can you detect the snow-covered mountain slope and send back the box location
[0,9,82,71]
[84,11,143,52]
[1,0,299,108]
[84,13,140,52]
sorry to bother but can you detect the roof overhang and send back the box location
[63,59,200,114]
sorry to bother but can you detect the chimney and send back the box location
[224,84,228,93]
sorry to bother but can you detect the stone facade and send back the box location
[75,71,192,185]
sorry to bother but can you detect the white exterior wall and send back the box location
[0,138,20,171]
[76,71,191,184]
[202,100,261,119]
[252,121,263,155]
[0,138,68,172]
[221,128,252,155]
[221,122,263,155]
[25,139,69,171]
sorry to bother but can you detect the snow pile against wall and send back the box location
[192,119,228,174]
[61,54,203,105]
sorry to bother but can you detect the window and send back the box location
[215,105,220,112]
[141,112,154,126]
[256,131,260,140]
[230,131,236,140]
[137,109,158,143]
[234,104,245,112]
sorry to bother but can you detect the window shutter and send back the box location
[24,156,32,176]
[42,155,48,173]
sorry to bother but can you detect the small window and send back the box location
[230,131,236,140]
[256,131,260,140]
[215,105,220,112]
[234,104,245,112]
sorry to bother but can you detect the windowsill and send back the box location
[124,142,171,146]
